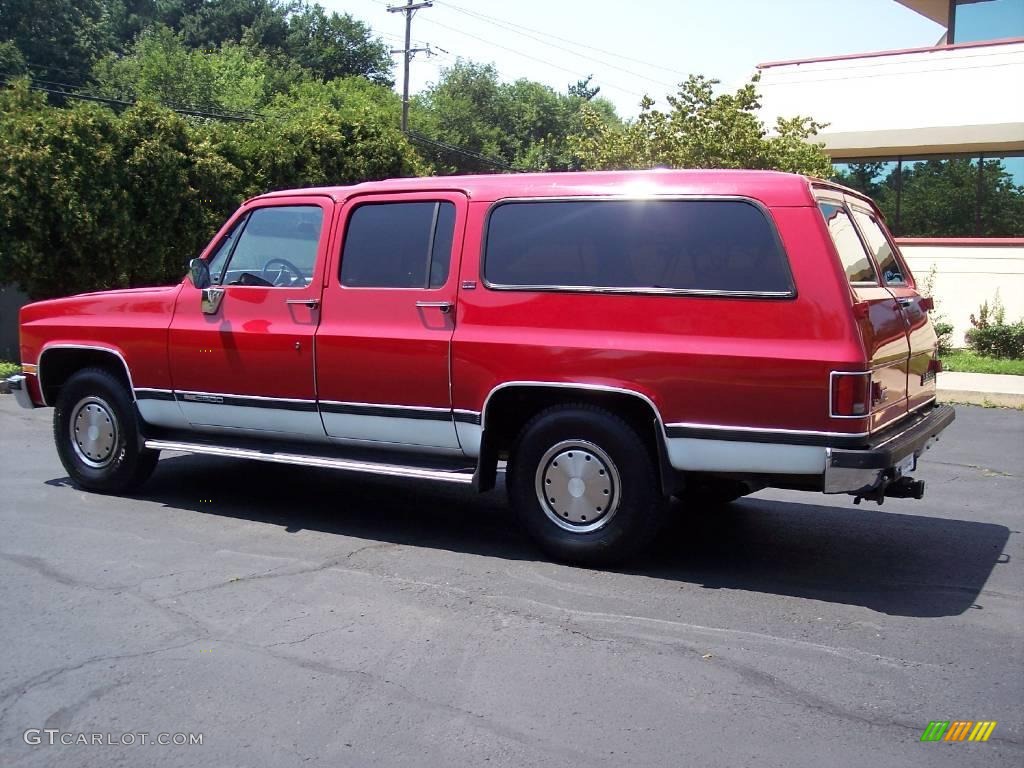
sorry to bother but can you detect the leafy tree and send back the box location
[0,81,242,298]
[0,0,112,84]
[92,25,305,113]
[0,76,421,299]
[569,74,832,177]
[283,4,392,85]
[411,60,621,173]
[568,75,600,101]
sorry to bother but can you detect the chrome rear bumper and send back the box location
[824,403,955,496]
[5,374,36,410]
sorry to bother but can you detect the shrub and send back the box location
[933,321,954,356]
[965,322,1024,360]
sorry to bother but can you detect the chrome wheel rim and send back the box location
[69,396,119,468]
[534,440,621,533]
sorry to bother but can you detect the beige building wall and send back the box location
[757,40,1024,157]
[899,242,1024,344]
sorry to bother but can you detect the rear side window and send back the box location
[851,209,907,285]
[341,201,456,288]
[483,199,792,295]
[818,202,877,284]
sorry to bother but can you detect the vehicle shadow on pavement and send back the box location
[49,454,1010,620]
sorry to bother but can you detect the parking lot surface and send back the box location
[1,397,1021,767]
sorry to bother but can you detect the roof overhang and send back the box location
[895,0,951,27]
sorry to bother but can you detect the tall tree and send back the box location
[569,75,832,177]
[0,0,111,84]
[284,4,392,85]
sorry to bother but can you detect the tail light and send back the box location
[831,372,871,417]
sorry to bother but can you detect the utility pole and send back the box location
[388,0,433,132]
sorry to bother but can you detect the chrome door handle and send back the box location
[896,297,914,306]
[286,299,320,308]
[416,301,452,314]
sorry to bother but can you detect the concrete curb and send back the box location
[938,391,1024,408]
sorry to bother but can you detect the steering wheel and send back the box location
[261,258,305,287]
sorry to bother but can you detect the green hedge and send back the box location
[0,79,421,301]
[965,323,1024,360]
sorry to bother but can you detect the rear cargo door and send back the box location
[818,198,910,431]
[848,204,938,412]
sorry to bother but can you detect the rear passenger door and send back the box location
[817,197,910,430]
[315,192,467,452]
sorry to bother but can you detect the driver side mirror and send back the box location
[189,258,211,290]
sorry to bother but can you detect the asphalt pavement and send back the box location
[0,396,1021,767]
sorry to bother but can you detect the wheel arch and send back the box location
[473,382,679,495]
[37,344,135,407]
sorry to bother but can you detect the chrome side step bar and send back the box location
[144,439,475,484]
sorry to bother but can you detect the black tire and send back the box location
[53,367,159,493]
[507,404,668,566]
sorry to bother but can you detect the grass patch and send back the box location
[0,360,20,378]
[941,350,1024,376]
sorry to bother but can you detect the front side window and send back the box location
[340,201,457,289]
[851,209,906,285]
[818,202,877,285]
[206,216,246,285]
[220,206,324,287]
[483,199,792,295]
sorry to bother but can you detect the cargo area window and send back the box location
[341,201,456,289]
[818,202,878,285]
[850,209,907,285]
[483,199,793,295]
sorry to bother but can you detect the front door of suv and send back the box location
[315,192,467,453]
[167,196,331,438]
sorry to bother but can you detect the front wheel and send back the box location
[507,404,668,566]
[53,367,159,493]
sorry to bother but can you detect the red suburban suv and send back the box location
[7,170,954,564]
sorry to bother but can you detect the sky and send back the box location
[321,0,946,117]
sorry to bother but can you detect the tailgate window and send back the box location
[850,209,908,286]
[818,202,877,285]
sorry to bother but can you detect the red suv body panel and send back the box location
[14,169,947,501]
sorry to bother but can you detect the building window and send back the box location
[950,0,1024,44]
[832,153,1024,237]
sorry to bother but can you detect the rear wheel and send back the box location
[54,367,159,492]
[507,404,668,566]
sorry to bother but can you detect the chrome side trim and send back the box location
[478,381,667,436]
[38,344,136,406]
[319,399,452,419]
[176,389,318,406]
[453,409,482,425]
[665,421,870,440]
[143,439,475,484]
[134,388,176,401]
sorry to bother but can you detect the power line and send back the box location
[435,0,689,79]
[434,1,679,90]
[417,16,648,101]
[405,130,517,172]
[1,73,260,121]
